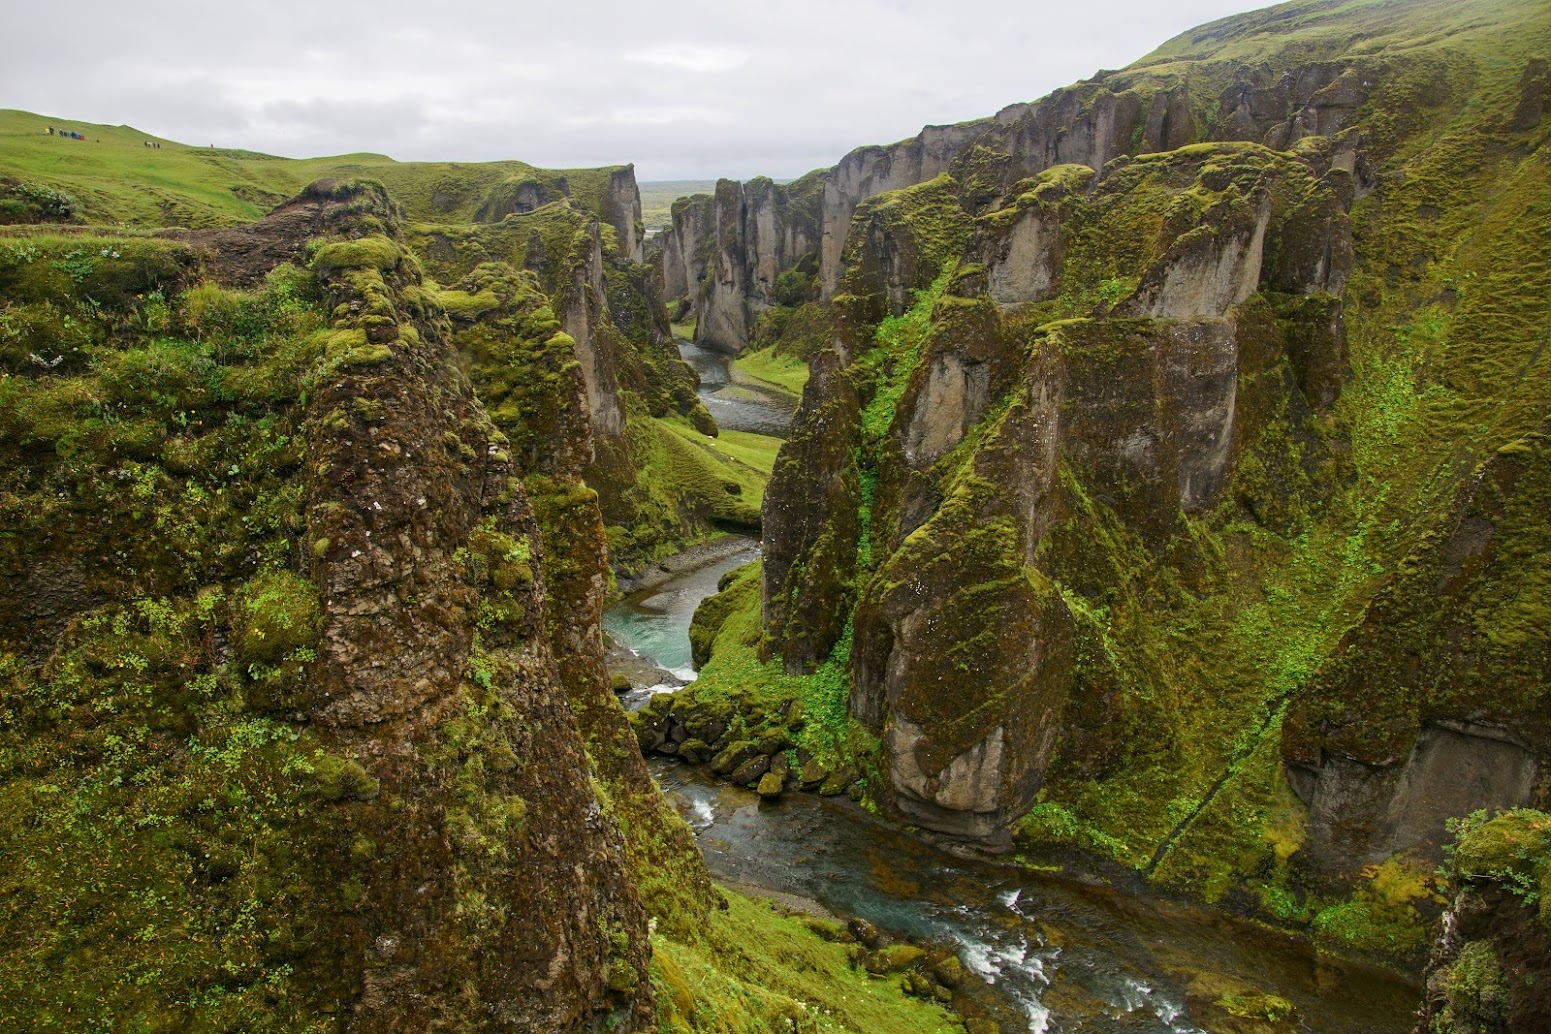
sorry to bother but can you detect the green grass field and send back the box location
[656,416,782,511]
[0,108,629,229]
[731,344,809,397]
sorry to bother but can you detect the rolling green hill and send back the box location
[0,108,629,228]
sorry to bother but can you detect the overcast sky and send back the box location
[5,0,1265,181]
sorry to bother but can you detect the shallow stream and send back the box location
[677,337,796,437]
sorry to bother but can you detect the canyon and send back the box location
[1,0,1549,1030]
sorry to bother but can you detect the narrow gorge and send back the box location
[1,0,1549,1031]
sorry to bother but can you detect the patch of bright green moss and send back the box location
[650,888,958,1034]
[732,344,809,398]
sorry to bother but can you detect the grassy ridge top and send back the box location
[1132,0,1551,74]
[0,108,630,228]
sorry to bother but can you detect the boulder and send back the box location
[730,755,771,786]
[798,757,830,790]
[710,739,762,777]
[819,769,858,797]
[756,771,784,798]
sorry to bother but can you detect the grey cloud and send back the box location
[4,0,1267,180]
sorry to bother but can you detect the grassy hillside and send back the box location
[0,108,628,228]
[1133,0,1549,70]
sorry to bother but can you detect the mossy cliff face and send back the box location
[605,164,647,264]
[820,143,1349,845]
[412,202,631,443]
[1284,435,1551,875]
[432,259,716,935]
[760,350,861,675]
[657,175,824,354]
[407,194,745,579]
[686,0,1551,971]
[0,183,662,1030]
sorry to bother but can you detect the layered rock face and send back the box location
[721,0,1551,969]
[658,175,823,354]
[0,181,705,1029]
[809,145,1356,845]
[663,6,1380,355]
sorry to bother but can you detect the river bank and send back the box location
[605,542,1422,1034]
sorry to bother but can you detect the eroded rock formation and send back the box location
[0,181,706,1029]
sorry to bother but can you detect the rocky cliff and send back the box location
[658,175,824,354]
[668,0,1551,973]
[0,181,703,1029]
[409,184,764,578]
[663,0,1396,355]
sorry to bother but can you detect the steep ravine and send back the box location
[653,0,1551,997]
[608,341,1418,1030]
[3,0,1550,1029]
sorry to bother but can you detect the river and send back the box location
[603,341,1420,1033]
[676,336,796,437]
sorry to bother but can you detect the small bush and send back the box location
[231,570,320,668]
[0,180,78,224]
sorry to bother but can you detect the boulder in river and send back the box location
[731,755,771,786]
[678,738,712,764]
[710,739,762,776]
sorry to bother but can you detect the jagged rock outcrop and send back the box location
[408,190,738,578]
[817,123,991,299]
[761,349,861,674]
[659,176,822,354]
[473,176,568,223]
[0,182,682,1030]
[469,164,643,265]
[658,190,715,303]
[436,261,716,937]
[413,204,629,444]
[555,217,629,440]
[603,165,646,264]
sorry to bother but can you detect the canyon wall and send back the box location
[0,181,709,1029]
[669,0,1551,974]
